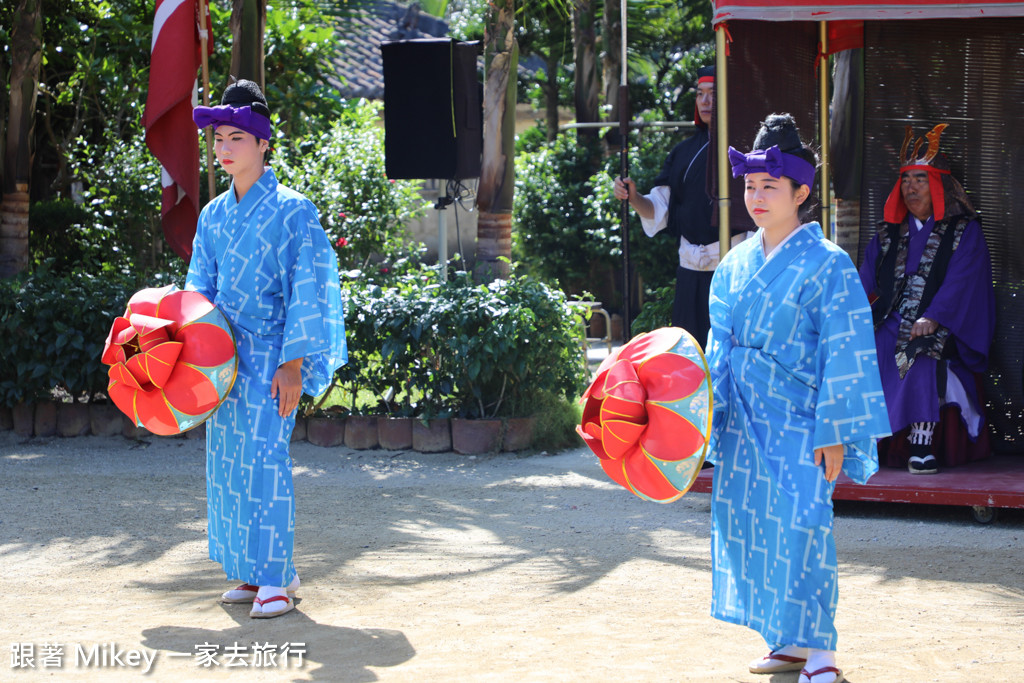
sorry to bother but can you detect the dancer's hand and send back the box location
[814,444,844,482]
[272,358,303,417]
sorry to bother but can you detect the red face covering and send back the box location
[883,164,951,224]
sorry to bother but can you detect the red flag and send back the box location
[144,0,209,261]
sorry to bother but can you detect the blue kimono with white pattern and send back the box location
[186,168,347,587]
[706,223,889,650]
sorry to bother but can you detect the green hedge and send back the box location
[1,266,589,423]
[332,267,588,419]
[0,267,150,405]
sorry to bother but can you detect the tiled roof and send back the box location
[329,1,450,99]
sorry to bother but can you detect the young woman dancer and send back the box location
[189,80,347,618]
[706,113,890,682]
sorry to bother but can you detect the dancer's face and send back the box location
[744,172,808,232]
[213,125,267,178]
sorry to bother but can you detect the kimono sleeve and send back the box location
[813,252,891,483]
[185,205,218,301]
[920,220,995,370]
[857,230,882,299]
[704,264,736,464]
[277,198,348,397]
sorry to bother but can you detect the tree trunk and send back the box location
[602,0,622,135]
[475,211,512,281]
[573,0,600,145]
[230,0,266,89]
[1,0,42,278]
[477,0,517,282]
[543,52,560,142]
[0,16,6,195]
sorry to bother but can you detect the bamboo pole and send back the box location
[716,27,730,260]
[619,0,632,342]
[199,0,216,201]
[819,21,831,240]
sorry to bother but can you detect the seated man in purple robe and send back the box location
[859,124,995,474]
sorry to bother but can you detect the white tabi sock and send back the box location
[251,575,300,615]
[775,644,809,659]
[800,649,840,683]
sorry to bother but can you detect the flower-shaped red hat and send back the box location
[101,285,237,435]
[577,327,712,503]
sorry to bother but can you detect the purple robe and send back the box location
[859,217,994,437]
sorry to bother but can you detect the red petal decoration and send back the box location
[107,367,141,423]
[162,364,222,415]
[599,455,634,491]
[616,327,681,365]
[157,289,215,336]
[577,425,610,460]
[637,352,705,403]
[134,387,181,435]
[600,418,646,460]
[175,321,235,367]
[115,324,139,347]
[127,314,174,348]
[108,362,143,391]
[101,317,132,365]
[622,449,683,501]
[125,285,176,318]
[124,341,183,389]
[640,403,706,462]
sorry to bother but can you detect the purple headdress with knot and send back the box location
[728,145,816,188]
[193,104,272,140]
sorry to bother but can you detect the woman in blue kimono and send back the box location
[188,80,346,618]
[707,114,890,683]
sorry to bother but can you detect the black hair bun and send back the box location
[752,113,803,153]
[221,79,270,118]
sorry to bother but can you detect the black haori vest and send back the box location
[870,216,969,379]
[652,129,717,245]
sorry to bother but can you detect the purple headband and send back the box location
[728,145,816,188]
[193,104,272,140]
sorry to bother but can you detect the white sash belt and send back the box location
[678,232,751,271]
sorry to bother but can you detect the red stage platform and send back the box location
[689,456,1024,522]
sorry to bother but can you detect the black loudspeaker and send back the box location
[381,39,482,180]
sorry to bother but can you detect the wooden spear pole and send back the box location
[198,0,216,201]
[618,0,632,342]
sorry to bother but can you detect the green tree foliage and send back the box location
[622,0,714,118]
[273,99,426,273]
[513,123,691,316]
[9,0,363,277]
[262,2,344,141]
[512,131,614,295]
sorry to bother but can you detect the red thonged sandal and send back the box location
[249,594,295,619]
[221,583,260,604]
[799,666,845,683]
[749,650,808,674]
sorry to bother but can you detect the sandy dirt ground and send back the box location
[1,431,1022,682]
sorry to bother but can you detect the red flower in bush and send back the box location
[336,236,349,248]
[577,327,712,503]
[101,285,237,435]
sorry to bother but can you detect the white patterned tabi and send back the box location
[186,168,347,587]
[705,222,890,650]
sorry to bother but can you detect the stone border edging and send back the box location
[0,403,537,455]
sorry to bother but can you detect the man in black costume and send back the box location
[614,65,748,348]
